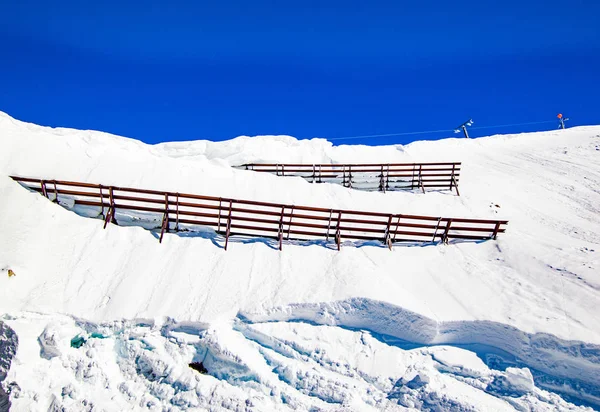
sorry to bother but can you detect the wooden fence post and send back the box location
[224,201,233,251]
[326,209,333,240]
[103,187,118,228]
[384,214,393,250]
[432,217,442,243]
[492,222,501,240]
[335,211,342,250]
[99,184,105,218]
[453,175,460,196]
[393,215,401,242]
[442,219,452,244]
[110,187,117,224]
[40,180,48,199]
[348,166,352,188]
[52,181,59,203]
[278,206,285,251]
[450,164,460,196]
[159,193,169,243]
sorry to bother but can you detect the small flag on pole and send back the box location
[557,114,569,129]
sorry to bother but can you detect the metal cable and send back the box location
[324,119,559,142]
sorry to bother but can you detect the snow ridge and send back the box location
[2,312,593,411]
[240,297,600,407]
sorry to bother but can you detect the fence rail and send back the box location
[10,176,506,250]
[238,162,462,195]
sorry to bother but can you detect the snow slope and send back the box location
[1,111,599,410]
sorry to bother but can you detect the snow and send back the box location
[1,313,589,411]
[1,110,599,410]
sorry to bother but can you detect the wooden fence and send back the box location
[10,176,507,250]
[238,162,462,195]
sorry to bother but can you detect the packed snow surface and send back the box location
[1,111,599,410]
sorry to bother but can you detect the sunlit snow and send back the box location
[1,111,599,410]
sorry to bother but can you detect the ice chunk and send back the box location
[486,367,534,397]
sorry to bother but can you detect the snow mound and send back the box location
[1,111,600,409]
[2,313,592,411]
[487,367,535,397]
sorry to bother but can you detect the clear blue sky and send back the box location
[1,0,599,145]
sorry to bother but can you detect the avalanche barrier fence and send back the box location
[238,162,462,195]
[10,176,507,250]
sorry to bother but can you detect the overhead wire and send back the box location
[327,128,453,141]
[324,119,559,142]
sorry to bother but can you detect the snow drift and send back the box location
[1,111,599,410]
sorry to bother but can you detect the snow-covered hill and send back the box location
[1,111,599,410]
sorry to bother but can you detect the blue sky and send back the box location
[1,0,599,145]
